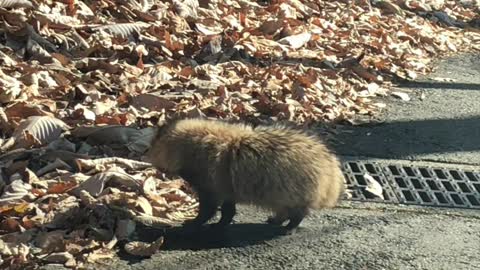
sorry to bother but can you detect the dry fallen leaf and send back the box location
[47,181,77,194]
[0,180,32,204]
[364,173,384,200]
[278,32,312,49]
[135,196,153,215]
[76,157,153,172]
[11,116,69,150]
[131,94,176,111]
[41,252,75,264]
[391,91,411,101]
[124,237,164,257]
[0,69,23,104]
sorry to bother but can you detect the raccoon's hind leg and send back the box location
[183,190,219,229]
[266,208,289,225]
[211,201,236,228]
[282,207,309,235]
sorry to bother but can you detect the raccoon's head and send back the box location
[143,119,179,173]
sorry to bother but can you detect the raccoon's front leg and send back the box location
[183,191,218,229]
[212,201,236,228]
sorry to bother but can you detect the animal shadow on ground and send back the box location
[396,81,480,91]
[154,223,286,250]
[117,222,290,263]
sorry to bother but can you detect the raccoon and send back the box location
[144,118,345,234]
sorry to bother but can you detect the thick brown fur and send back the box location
[144,118,345,234]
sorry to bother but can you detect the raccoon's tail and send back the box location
[312,174,345,209]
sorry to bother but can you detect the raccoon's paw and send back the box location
[266,217,279,225]
[266,216,286,226]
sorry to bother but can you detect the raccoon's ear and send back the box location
[155,121,171,139]
[155,115,182,138]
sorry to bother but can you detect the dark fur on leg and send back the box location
[183,191,218,231]
[281,207,309,235]
[210,201,236,229]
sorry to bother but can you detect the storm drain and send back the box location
[341,157,480,209]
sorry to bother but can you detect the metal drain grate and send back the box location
[341,158,480,209]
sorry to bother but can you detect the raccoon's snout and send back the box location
[143,157,167,173]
